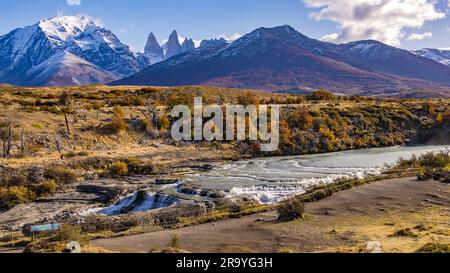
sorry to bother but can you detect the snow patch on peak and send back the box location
[413,48,450,66]
[38,15,99,45]
[350,43,376,52]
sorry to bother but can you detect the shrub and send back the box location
[307,89,336,101]
[44,167,77,184]
[7,175,27,187]
[237,92,259,106]
[0,186,34,209]
[390,228,417,238]
[157,115,170,132]
[395,152,450,183]
[419,152,450,169]
[65,151,89,158]
[110,106,127,134]
[110,161,129,176]
[125,158,157,175]
[417,166,434,181]
[69,157,112,171]
[288,109,313,130]
[53,225,83,243]
[277,198,305,221]
[416,242,450,253]
[34,181,57,197]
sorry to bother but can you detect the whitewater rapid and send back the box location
[182,145,449,204]
[81,145,448,216]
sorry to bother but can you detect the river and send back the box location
[90,145,448,215]
[181,145,449,204]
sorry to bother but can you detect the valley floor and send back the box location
[91,177,450,253]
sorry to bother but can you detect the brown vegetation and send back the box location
[0,84,449,210]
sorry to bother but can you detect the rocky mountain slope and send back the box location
[20,51,118,86]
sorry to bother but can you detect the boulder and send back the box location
[366,241,382,253]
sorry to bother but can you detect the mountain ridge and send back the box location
[2,17,450,98]
[114,25,450,98]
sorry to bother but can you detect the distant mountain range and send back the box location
[115,25,450,98]
[1,15,450,98]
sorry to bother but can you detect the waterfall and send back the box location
[94,191,180,216]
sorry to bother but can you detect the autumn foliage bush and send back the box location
[109,106,127,134]
[109,161,129,177]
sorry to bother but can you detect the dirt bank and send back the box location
[92,177,450,253]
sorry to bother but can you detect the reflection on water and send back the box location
[183,145,449,204]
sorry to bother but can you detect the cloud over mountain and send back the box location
[407,32,433,41]
[303,0,445,46]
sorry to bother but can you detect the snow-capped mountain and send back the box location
[413,48,450,66]
[115,25,450,98]
[0,15,146,86]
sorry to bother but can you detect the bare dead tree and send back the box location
[6,122,12,158]
[55,134,63,159]
[65,135,74,150]
[59,92,76,136]
[63,110,71,136]
[147,100,160,134]
[20,130,26,155]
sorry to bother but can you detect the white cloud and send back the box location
[219,33,242,41]
[193,40,202,48]
[229,33,243,41]
[67,0,81,6]
[407,32,433,41]
[303,0,445,46]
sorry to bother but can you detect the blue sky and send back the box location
[2,0,450,51]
